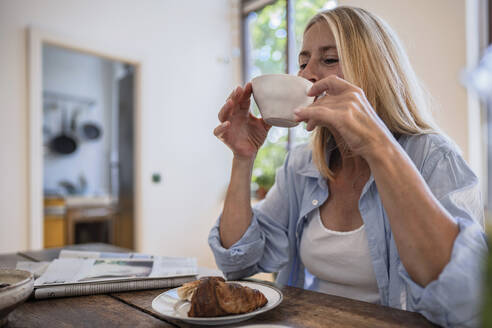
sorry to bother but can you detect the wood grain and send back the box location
[1,246,438,328]
[112,284,437,328]
[245,285,437,328]
[1,245,177,327]
[5,294,175,328]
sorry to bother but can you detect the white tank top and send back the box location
[300,208,380,303]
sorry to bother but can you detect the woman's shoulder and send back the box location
[399,133,475,181]
[398,132,463,162]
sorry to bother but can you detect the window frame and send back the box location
[240,0,298,151]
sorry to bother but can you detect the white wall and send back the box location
[339,0,471,161]
[0,0,478,269]
[0,0,235,268]
[43,45,113,196]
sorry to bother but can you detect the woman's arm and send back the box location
[211,83,294,279]
[213,83,271,248]
[392,145,486,327]
[220,157,255,248]
[209,149,297,279]
[294,75,462,287]
[365,138,458,286]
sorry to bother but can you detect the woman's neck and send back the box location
[330,134,369,177]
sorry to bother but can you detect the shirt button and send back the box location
[312,199,318,206]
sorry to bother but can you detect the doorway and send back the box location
[28,28,141,250]
[42,44,135,249]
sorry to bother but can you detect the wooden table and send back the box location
[1,244,437,327]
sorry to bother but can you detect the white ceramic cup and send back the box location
[251,74,314,127]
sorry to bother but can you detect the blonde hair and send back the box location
[305,6,436,180]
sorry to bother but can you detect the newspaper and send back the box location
[21,250,198,299]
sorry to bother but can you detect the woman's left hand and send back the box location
[294,75,394,160]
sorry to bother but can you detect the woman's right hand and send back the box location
[214,82,271,160]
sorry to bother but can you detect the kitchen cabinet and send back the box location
[65,205,116,245]
[44,197,66,248]
[44,196,117,247]
[44,215,66,248]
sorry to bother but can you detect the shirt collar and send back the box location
[295,137,379,196]
[297,163,320,178]
[297,133,405,180]
[296,138,335,179]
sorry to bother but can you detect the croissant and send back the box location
[177,278,202,301]
[180,276,268,317]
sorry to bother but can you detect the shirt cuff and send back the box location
[208,213,265,274]
[398,217,487,327]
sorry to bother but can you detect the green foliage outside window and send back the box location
[247,0,337,198]
[252,136,288,192]
[249,0,287,79]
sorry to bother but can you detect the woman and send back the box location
[209,6,487,327]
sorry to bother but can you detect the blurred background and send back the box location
[0,0,490,273]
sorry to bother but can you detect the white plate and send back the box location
[151,281,283,326]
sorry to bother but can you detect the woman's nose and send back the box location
[299,61,319,83]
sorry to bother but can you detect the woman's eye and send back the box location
[299,63,307,70]
[323,59,339,65]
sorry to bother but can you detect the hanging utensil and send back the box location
[50,108,78,155]
[81,121,102,140]
[70,107,83,134]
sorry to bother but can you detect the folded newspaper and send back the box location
[17,250,197,299]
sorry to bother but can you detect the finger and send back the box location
[218,99,234,122]
[231,86,243,103]
[239,83,253,111]
[243,82,252,98]
[298,111,338,132]
[294,105,339,125]
[312,92,346,106]
[227,86,238,101]
[294,106,323,122]
[213,121,231,137]
[305,119,317,131]
[308,75,355,97]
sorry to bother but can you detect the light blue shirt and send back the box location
[209,133,488,327]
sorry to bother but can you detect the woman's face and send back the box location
[298,22,343,82]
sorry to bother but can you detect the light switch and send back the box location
[152,173,161,184]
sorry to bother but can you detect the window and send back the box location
[241,0,337,198]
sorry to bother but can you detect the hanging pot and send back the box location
[50,109,78,155]
[81,122,102,140]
